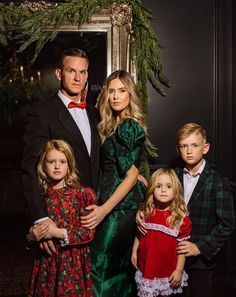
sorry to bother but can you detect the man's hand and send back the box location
[38,219,57,255]
[136,210,147,235]
[39,240,57,256]
[177,241,200,257]
[27,218,57,255]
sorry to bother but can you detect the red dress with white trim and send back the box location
[135,208,192,296]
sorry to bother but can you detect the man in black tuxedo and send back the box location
[22,48,100,232]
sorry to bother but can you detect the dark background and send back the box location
[146,0,234,182]
[31,31,107,104]
[0,0,235,296]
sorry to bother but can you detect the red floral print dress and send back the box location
[28,185,96,297]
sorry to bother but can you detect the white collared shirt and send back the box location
[183,159,206,205]
[58,90,91,155]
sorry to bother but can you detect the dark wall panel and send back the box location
[232,1,236,185]
[142,0,233,179]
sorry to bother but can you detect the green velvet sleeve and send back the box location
[113,118,145,175]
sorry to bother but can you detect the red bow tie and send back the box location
[68,101,87,109]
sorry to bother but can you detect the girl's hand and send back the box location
[27,223,50,241]
[138,174,148,187]
[42,224,64,239]
[80,204,107,229]
[169,269,182,288]
[136,210,147,235]
[131,250,138,269]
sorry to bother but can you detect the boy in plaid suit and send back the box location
[175,123,235,297]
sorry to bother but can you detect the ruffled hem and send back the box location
[135,269,188,296]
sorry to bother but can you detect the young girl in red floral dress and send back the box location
[131,168,192,297]
[27,139,96,297]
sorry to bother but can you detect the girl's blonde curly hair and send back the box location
[139,168,188,227]
[37,139,79,192]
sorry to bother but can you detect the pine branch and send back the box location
[0,0,171,165]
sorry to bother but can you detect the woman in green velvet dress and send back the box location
[80,70,147,296]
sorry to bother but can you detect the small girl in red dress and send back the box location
[27,139,96,297]
[131,168,192,297]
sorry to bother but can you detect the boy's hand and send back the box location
[177,241,200,257]
[169,269,182,288]
[136,210,147,235]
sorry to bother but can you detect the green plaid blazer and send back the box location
[175,161,235,270]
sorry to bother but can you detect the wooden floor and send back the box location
[0,213,235,296]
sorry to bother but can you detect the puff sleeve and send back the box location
[177,215,192,242]
[48,186,97,246]
[66,187,97,246]
[113,118,145,175]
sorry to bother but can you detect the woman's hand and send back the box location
[80,204,108,229]
[136,210,147,235]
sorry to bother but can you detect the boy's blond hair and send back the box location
[176,123,207,144]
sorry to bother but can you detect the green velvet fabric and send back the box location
[90,119,146,296]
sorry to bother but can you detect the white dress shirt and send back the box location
[58,90,91,155]
[34,91,92,224]
[183,159,206,205]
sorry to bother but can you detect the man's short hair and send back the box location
[59,48,89,68]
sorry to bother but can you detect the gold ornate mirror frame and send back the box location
[12,1,133,77]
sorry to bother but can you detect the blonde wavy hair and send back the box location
[139,168,188,227]
[176,122,207,144]
[96,70,147,143]
[37,139,79,192]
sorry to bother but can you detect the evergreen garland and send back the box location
[0,0,170,104]
[131,2,170,112]
[0,0,170,176]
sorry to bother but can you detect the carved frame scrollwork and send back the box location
[10,1,133,76]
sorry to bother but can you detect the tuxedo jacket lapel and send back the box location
[52,96,90,159]
[187,163,210,207]
[86,105,100,163]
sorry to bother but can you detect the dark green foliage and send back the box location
[0,82,43,125]
[0,0,170,175]
[0,0,170,100]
